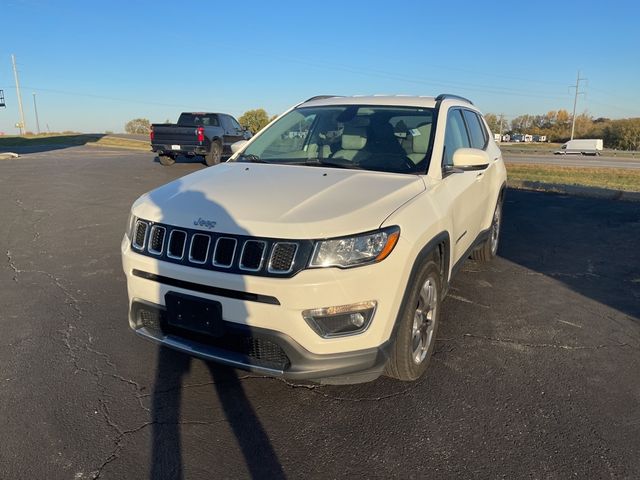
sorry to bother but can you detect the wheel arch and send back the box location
[388,231,450,344]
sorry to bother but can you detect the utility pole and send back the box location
[11,54,27,135]
[499,113,505,141]
[569,70,586,140]
[32,93,41,134]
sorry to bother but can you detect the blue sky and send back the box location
[1,0,638,134]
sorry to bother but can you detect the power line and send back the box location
[0,85,199,109]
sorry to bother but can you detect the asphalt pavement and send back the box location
[1,145,639,479]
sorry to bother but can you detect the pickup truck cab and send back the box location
[123,94,507,384]
[150,112,250,166]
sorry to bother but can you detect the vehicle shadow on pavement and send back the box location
[150,347,285,479]
[499,188,640,320]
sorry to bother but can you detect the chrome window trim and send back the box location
[267,242,298,274]
[212,237,237,268]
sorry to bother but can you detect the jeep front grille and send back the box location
[148,226,166,255]
[268,242,298,273]
[131,220,312,278]
[239,240,267,271]
[189,234,210,264]
[133,221,148,250]
[167,230,187,259]
[213,237,236,267]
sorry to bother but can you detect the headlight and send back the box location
[125,213,137,240]
[309,226,400,268]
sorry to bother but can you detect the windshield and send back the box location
[235,105,435,174]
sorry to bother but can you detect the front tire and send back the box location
[386,259,441,381]
[205,141,222,166]
[471,196,502,262]
[158,154,175,166]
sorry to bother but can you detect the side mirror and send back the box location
[452,148,490,170]
[230,140,248,154]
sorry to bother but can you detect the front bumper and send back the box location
[131,299,390,384]
[122,234,413,382]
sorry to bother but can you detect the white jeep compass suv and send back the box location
[122,94,507,384]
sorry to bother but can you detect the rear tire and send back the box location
[158,154,175,166]
[471,196,502,262]
[385,259,441,381]
[205,141,222,166]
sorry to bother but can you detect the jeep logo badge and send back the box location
[193,217,217,229]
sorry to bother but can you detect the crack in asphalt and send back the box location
[143,373,428,403]
[6,251,154,478]
[6,249,21,282]
[136,374,263,399]
[91,398,228,480]
[459,333,636,350]
[447,293,490,309]
[276,376,428,402]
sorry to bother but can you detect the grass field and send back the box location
[0,133,149,151]
[506,163,640,192]
[87,136,150,151]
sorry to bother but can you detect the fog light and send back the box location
[131,304,162,332]
[302,301,377,338]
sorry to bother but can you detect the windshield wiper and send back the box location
[238,153,268,163]
[305,158,364,170]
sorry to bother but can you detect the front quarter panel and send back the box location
[381,183,454,282]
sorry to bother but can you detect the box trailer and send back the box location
[554,139,603,156]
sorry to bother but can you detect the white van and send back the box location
[555,139,603,156]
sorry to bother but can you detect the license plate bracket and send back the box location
[171,144,180,150]
[165,292,223,337]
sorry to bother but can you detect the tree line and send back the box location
[484,111,640,150]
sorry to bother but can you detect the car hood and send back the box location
[133,163,425,238]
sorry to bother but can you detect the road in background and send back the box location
[503,152,640,169]
[1,146,639,479]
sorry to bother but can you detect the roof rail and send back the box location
[303,95,342,103]
[435,94,473,105]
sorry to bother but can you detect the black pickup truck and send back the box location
[150,112,251,166]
